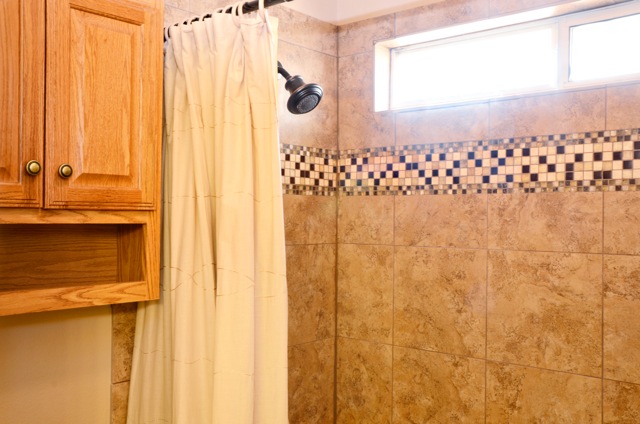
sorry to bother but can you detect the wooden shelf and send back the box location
[0,210,160,316]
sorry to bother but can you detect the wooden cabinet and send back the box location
[0,0,44,208]
[0,0,163,316]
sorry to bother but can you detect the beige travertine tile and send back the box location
[278,41,338,150]
[288,339,335,424]
[489,0,569,16]
[394,194,487,248]
[338,195,394,244]
[604,379,640,423]
[607,83,640,130]
[164,5,191,26]
[165,0,189,11]
[395,0,489,36]
[604,255,640,385]
[336,338,392,423]
[286,244,336,346]
[604,192,640,255]
[338,53,394,151]
[487,250,602,376]
[393,347,485,423]
[111,303,137,384]
[338,15,394,57]
[187,0,228,15]
[489,90,606,139]
[395,247,487,358]
[486,362,602,423]
[284,195,337,245]
[396,103,489,146]
[111,381,130,424]
[337,244,393,343]
[270,5,338,56]
[488,192,603,253]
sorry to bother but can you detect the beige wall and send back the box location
[335,0,640,422]
[0,307,112,424]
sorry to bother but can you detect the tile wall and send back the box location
[111,1,640,423]
[273,7,339,424]
[335,0,640,422]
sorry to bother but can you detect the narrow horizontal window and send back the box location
[391,24,557,109]
[569,13,640,82]
[376,0,640,111]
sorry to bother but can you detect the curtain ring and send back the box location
[231,1,243,26]
[258,0,267,21]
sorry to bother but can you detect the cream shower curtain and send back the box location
[127,3,288,423]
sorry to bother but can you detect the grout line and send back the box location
[485,357,604,380]
[277,39,338,59]
[333,49,340,424]
[484,359,488,424]
[604,85,608,132]
[601,191,605,423]
[337,333,607,381]
[603,377,640,387]
[336,242,614,257]
[333,199,339,422]
[391,195,396,422]
[289,337,335,349]
[485,193,490,424]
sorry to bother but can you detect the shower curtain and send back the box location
[127,3,288,423]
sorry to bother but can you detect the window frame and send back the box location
[375,0,640,112]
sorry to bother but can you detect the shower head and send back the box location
[278,61,323,115]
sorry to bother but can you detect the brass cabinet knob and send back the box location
[58,164,73,179]
[25,160,42,176]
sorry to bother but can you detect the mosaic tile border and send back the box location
[339,128,640,195]
[281,144,338,196]
[280,129,640,196]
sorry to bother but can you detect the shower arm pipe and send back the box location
[164,0,295,39]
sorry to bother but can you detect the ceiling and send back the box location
[284,0,442,25]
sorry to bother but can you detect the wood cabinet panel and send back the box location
[45,0,162,210]
[0,0,44,207]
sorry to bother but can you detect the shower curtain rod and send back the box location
[165,0,295,39]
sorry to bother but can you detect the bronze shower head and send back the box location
[278,61,323,115]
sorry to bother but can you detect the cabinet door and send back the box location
[0,0,45,207]
[46,0,162,210]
